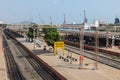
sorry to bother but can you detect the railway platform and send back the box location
[0,30,6,80]
[101,46,120,53]
[16,37,120,80]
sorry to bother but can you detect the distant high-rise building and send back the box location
[115,18,120,24]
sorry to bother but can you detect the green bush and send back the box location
[42,26,61,46]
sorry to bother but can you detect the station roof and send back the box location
[58,28,120,38]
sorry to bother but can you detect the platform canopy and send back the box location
[59,29,120,38]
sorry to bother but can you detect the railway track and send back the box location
[65,44,120,69]
[3,36,25,80]
[15,42,58,80]
[4,29,67,80]
[64,40,120,57]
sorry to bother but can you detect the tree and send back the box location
[42,25,61,46]
[27,23,38,42]
[27,27,34,42]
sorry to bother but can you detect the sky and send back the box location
[0,0,120,24]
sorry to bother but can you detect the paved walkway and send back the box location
[17,38,120,80]
[0,30,6,80]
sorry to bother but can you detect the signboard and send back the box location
[54,42,64,55]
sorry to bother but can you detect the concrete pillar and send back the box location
[111,36,115,48]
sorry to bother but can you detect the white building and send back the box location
[0,21,3,24]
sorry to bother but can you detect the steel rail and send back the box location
[65,44,120,69]
[3,36,25,80]
[4,29,67,80]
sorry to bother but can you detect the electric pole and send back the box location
[83,10,87,23]
[79,10,87,69]
[50,16,52,28]
[106,29,109,48]
[94,27,99,70]
[63,13,66,27]
[79,24,85,69]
